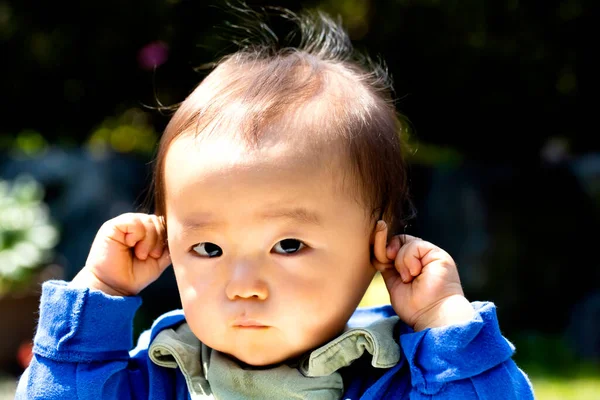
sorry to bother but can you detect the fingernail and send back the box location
[400,270,409,283]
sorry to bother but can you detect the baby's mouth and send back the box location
[231,318,270,329]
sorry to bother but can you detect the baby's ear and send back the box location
[370,220,390,267]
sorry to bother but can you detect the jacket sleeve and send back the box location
[398,301,535,399]
[14,280,155,400]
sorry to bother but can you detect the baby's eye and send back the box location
[192,242,223,258]
[273,239,306,255]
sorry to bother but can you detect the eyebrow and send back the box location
[261,207,323,226]
[181,207,323,231]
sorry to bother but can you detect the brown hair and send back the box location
[149,7,415,237]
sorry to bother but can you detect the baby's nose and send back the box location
[225,261,269,301]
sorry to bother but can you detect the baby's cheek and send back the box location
[182,294,224,347]
[281,280,344,341]
[177,275,216,322]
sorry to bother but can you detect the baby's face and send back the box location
[164,132,377,366]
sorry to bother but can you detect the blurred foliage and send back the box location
[1,109,158,157]
[14,131,48,156]
[531,375,600,400]
[405,140,463,167]
[512,332,600,399]
[0,130,49,156]
[86,107,159,157]
[512,333,600,379]
[0,175,60,295]
[318,0,370,39]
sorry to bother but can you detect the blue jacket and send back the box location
[16,280,535,399]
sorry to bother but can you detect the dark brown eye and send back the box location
[192,242,222,257]
[273,239,305,255]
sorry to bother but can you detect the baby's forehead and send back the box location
[166,128,345,175]
[163,131,359,208]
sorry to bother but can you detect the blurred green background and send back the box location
[0,0,598,398]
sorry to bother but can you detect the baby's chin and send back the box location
[217,344,307,367]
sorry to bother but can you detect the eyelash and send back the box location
[190,239,307,258]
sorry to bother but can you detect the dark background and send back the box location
[1,0,598,380]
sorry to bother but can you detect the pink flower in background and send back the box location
[137,41,169,70]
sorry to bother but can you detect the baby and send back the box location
[16,7,534,400]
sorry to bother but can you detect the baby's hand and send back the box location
[70,213,171,296]
[371,221,475,331]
